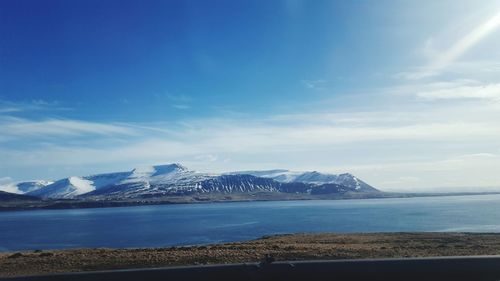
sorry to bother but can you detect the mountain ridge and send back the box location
[2,164,380,200]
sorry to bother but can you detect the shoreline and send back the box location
[2,191,500,212]
[2,232,500,277]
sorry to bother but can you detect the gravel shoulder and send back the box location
[2,232,500,277]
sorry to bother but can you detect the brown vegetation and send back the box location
[2,232,500,277]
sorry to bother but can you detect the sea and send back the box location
[1,194,500,252]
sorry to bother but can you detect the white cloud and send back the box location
[364,153,500,192]
[301,79,327,90]
[194,154,218,162]
[0,117,137,139]
[0,177,13,185]
[0,107,22,113]
[2,105,500,187]
[3,81,500,192]
[393,69,437,81]
[416,81,500,101]
[0,99,69,113]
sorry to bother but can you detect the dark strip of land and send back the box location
[2,191,500,211]
[2,233,500,278]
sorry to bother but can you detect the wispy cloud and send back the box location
[301,79,327,90]
[3,77,500,191]
[416,81,500,101]
[152,92,193,110]
[0,177,13,185]
[2,98,500,190]
[0,117,137,139]
[172,104,191,110]
[364,153,500,192]
[194,154,218,162]
[160,92,193,102]
[0,99,70,113]
[3,6,500,192]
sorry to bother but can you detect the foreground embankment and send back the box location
[2,232,500,277]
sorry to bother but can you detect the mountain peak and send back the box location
[132,163,188,177]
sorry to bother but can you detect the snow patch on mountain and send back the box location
[231,170,377,192]
[17,180,54,193]
[230,169,337,183]
[29,177,95,199]
[0,180,53,194]
[84,164,215,199]
[22,163,379,199]
[28,172,131,199]
[68,177,95,194]
[124,164,192,184]
[0,183,20,194]
[233,169,302,183]
[88,172,132,189]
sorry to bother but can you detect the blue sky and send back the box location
[2,0,500,191]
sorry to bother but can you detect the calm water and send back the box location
[2,194,500,252]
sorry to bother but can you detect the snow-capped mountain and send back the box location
[83,164,213,199]
[28,172,131,199]
[230,170,377,192]
[17,164,379,199]
[28,164,200,199]
[0,180,52,194]
[17,180,53,193]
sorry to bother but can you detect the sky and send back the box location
[2,0,500,192]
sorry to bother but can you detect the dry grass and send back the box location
[2,232,500,277]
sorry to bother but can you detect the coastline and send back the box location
[2,232,500,277]
[2,191,500,212]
